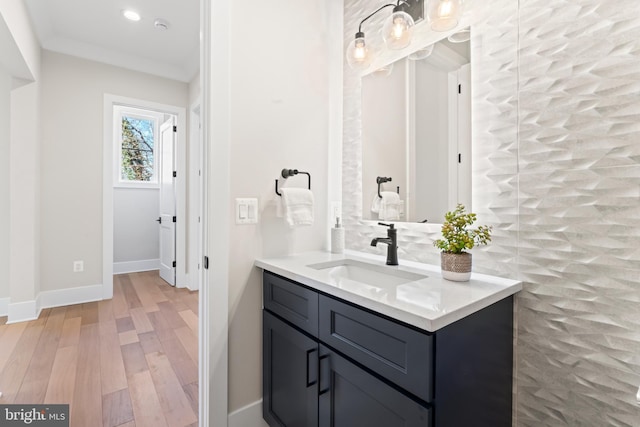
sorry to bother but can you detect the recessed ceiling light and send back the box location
[123,10,141,22]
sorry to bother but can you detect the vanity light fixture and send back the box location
[372,62,395,77]
[427,0,462,32]
[448,27,470,43]
[408,44,434,60]
[347,0,424,71]
[381,3,416,50]
[122,9,141,22]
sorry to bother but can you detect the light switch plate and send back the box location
[236,198,258,224]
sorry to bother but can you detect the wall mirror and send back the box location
[361,35,471,223]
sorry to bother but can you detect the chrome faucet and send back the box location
[371,222,398,266]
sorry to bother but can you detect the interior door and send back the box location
[159,116,176,286]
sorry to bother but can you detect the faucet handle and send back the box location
[378,222,395,229]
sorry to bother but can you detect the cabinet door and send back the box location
[318,345,431,427]
[263,311,318,427]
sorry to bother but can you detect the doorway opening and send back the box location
[102,95,188,299]
[111,105,178,286]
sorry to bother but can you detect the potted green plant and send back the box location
[433,204,492,281]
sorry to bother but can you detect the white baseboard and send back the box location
[39,284,103,310]
[228,400,268,427]
[0,297,9,317]
[113,259,159,274]
[188,272,200,291]
[6,284,103,324]
[7,299,40,324]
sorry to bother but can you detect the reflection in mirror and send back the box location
[361,35,470,223]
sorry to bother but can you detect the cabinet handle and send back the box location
[306,348,318,387]
[318,354,330,395]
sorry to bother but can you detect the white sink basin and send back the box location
[307,259,427,287]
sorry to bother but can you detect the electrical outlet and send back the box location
[73,260,84,273]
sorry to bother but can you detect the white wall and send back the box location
[0,69,10,301]
[0,0,40,81]
[0,0,41,322]
[188,71,200,105]
[361,60,407,221]
[113,188,159,264]
[187,72,201,286]
[40,50,188,292]
[9,81,41,306]
[224,0,337,413]
[414,60,449,222]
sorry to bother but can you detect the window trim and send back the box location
[113,105,165,188]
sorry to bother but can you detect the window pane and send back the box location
[121,115,155,181]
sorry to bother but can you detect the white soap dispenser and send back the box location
[331,217,345,254]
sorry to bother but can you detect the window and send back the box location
[114,106,164,187]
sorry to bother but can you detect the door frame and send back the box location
[201,0,230,424]
[188,98,203,291]
[102,94,187,299]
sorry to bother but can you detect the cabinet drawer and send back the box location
[319,295,434,402]
[263,272,319,337]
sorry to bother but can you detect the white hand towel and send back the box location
[280,188,314,227]
[371,194,382,213]
[378,191,400,221]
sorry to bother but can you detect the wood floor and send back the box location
[0,271,199,427]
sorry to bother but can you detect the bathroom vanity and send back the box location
[256,252,521,427]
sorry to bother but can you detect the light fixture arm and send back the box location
[358,1,410,33]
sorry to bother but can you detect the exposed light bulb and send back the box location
[354,39,366,59]
[438,0,453,17]
[427,0,461,32]
[346,32,373,71]
[382,10,415,50]
[392,17,406,39]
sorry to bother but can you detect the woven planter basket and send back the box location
[441,252,472,282]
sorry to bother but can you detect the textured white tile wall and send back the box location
[517,0,640,425]
[344,0,640,425]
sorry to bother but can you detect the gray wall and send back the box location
[343,0,640,425]
[113,188,159,264]
[39,50,188,292]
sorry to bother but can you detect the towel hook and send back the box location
[376,176,392,198]
[275,169,311,196]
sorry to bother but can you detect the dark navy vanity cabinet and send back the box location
[262,270,514,427]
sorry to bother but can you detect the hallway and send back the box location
[0,271,199,427]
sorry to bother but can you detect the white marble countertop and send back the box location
[255,250,521,332]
